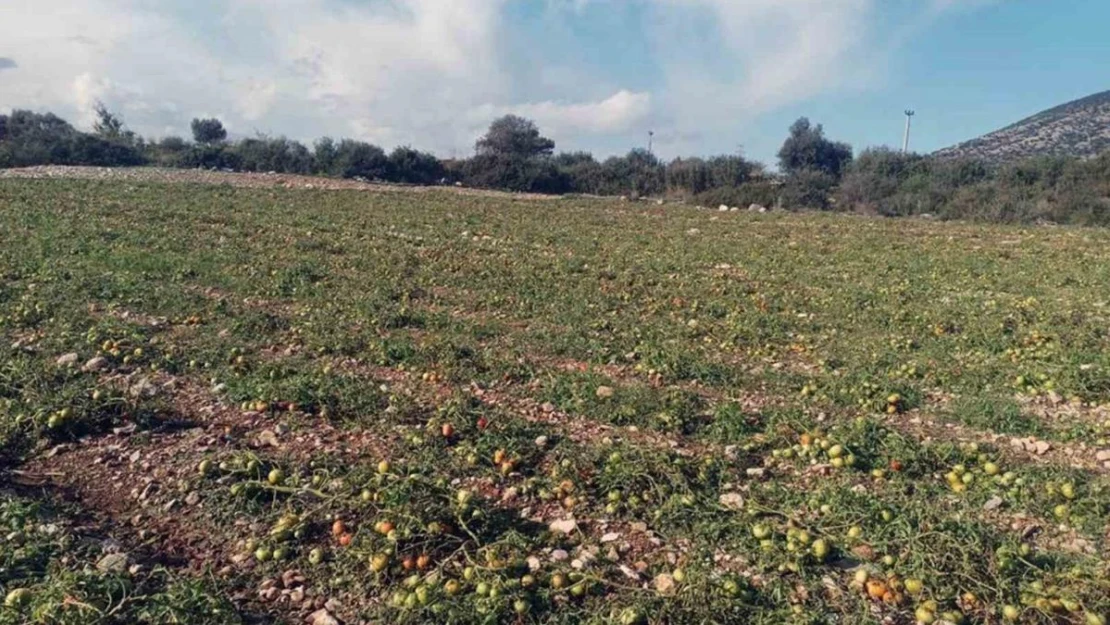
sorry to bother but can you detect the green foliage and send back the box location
[0,110,143,168]
[777,117,853,179]
[190,117,227,145]
[475,115,555,158]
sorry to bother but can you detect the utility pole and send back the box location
[902,110,915,154]
[647,130,654,155]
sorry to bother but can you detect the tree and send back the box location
[92,102,124,139]
[475,115,555,158]
[387,146,446,184]
[191,118,227,144]
[777,118,853,179]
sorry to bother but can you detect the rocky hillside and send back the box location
[934,89,1110,163]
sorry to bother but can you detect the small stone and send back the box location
[745,468,766,478]
[540,402,555,413]
[571,559,584,570]
[501,487,519,503]
[526,556,541,571]
[1033,441,1051,455]
[282,570,304,588]
[719,492,745,510]
[308,608,337,621]
[551,549,569,561]
[630,522,648,533]
[1095,450,1110,462]
[619,564,640,580]
[185,492,201,506]
[129,377,156,398]
[601,532,620,543]
[258,430,280,448]
[534,435,549,449]
[983,496,1004,511]
[83,357,109,372]
[595,386,615,399]
[550,519,578,534]
[96,553,129,574]
[289,587,305,603]
[56,353,79,367]
[654,573,676,595]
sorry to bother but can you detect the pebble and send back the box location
[83,356,108,372]
[56,353,79,367]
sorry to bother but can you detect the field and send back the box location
[0,173,1108,625]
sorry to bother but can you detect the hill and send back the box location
[934,89,1110,162]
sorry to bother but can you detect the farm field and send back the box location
[0,176,1109,625]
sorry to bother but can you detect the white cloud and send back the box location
[473,90,652,138]
[0,0,953,158]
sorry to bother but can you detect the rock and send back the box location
[745,468,766,478]
[601,532,620,543]
[309,609,341,625]
[550,549,570,561]
[129,377,157,399]
[1095,450,1110,462]
[748,203,766,212]
[56,353,79,367]
[686,228,701,235]
[185,492,201,506]
[595,386,615,399]
[656,199,664,206]
[719,492,745,510]
[850,544,876,561]
[96,553,129,574]
[718,204,729,212]
[501,487,519,503]
[619,564,640,580]
[282,570,305,588]
[549,519,578,535]
[630,522,648,533]
[729,206,739,212]
[258,430,280,448]
[654,573,676,595]
[83,357,109,372]
[1033,440,1051,455]
[983,496,1004,511]
[534,435,549,449]
[526,556,541,571]
[540,402,556,413]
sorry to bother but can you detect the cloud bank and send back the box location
[0,0,962,157]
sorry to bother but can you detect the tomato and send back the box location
[477,417,489,431]
[308,547,324,565]
[332,520,347,537]
[444,580,461,596]
[370,553,390,572]
[416,554,431,570]
[377,460,391,475]
[338,533,353,547]
[441,423,455,438]
[904,578,923,595]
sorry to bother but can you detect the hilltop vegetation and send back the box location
[0,177,1109,624]
[934,91,1110,164]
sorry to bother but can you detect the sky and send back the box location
[1,0,1109,165]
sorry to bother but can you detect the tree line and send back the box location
[2,104,1108,225]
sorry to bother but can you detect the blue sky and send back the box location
[2,1,1108,165]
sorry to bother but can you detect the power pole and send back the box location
[902,110,915,154]
[648,130,654,155]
